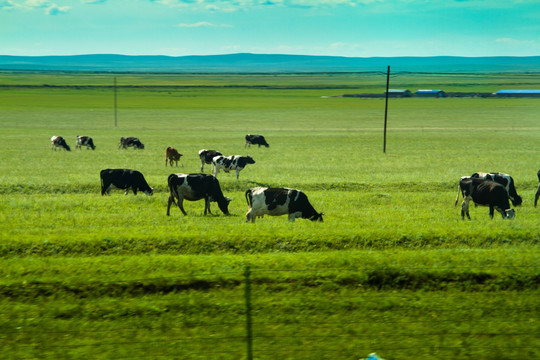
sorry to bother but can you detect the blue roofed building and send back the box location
[495,90,540,97]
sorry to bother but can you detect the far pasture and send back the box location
[1,72,539,249]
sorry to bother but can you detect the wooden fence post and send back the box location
[244,266,253,360]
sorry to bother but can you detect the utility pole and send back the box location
[383,66,390,153]
[114,77,117,127]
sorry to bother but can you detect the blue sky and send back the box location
[1,0,540,57]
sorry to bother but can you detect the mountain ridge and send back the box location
[1,53,540,73]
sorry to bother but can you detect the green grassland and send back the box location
[0,72,539,359]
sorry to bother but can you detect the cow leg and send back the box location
[204,198,213,215]
[101,181,111,196]
[489,205,495,219]
[287,214,297,222]
[200,161,205,172]
[178,199,187,216]
[535,184,540,207]
[236,169,240,180]
[166,196,173,216]
[246,209,255,223]
[461,197,471,220]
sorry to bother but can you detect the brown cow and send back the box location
[165,147,183,167]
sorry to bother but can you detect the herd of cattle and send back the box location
[52,135,540,221]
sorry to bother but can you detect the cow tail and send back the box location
[167,175,179,205]
[454,183,461,206]
[245,189,253,207]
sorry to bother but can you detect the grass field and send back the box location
[0,72,539,359]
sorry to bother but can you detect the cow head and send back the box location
[246,155,255,164]
[309,212,324,222]
[144,187,154,196]
[504,209,515,219]
[217,196,232,215]
[511,195,522,207]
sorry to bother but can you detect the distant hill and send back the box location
[1,53,540,73]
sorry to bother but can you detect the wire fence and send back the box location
[1,264,538,360]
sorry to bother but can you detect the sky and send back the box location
[1,0,540,57]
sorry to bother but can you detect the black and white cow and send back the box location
[212,155,255,180]
[166,173,231,216]
[119,137,144,150]
[534,170,540,207]
[245,187,323,222]
[51,136,71,151]
[198,149,222,172]
[100,169,154,196]
[76,135,96,150]
[470,172,522,206]
[245,134,269,148]
[455,177,515,220]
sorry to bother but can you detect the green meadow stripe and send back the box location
[0,182,459,194]
[2,181,538,195]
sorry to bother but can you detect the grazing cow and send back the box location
[470,172,522,206]
[119,137,144,150]
[455,177,515,220]
[245,187,324,223]
[100,169,153,196]
[245,134,269,148]
[198,149,222,172]
[75,135,96,150]
[212,155,255,180]
[165,147,183,167]
[51,136,71,151]
[166,173,231,216]
[535,170,540,207]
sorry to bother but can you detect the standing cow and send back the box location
[166,173,231,216]
[535,170,540,207]
[455,177,515,220]
[100,169,154,196]
[198,149,222,172]
[212,155,255,180]
[165,147,183,167]
[119,137,145,150]
[245,187,323,222]
[51,136,71,151]
[470,172,522,206]
[245,134,269,148]
[76,136,96,150]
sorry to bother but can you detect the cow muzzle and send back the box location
[505,209,515,219]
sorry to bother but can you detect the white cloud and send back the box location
[152,0,379,11]
[0,0,70,14]
[46,3,69,14]
[177,21,233,28]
